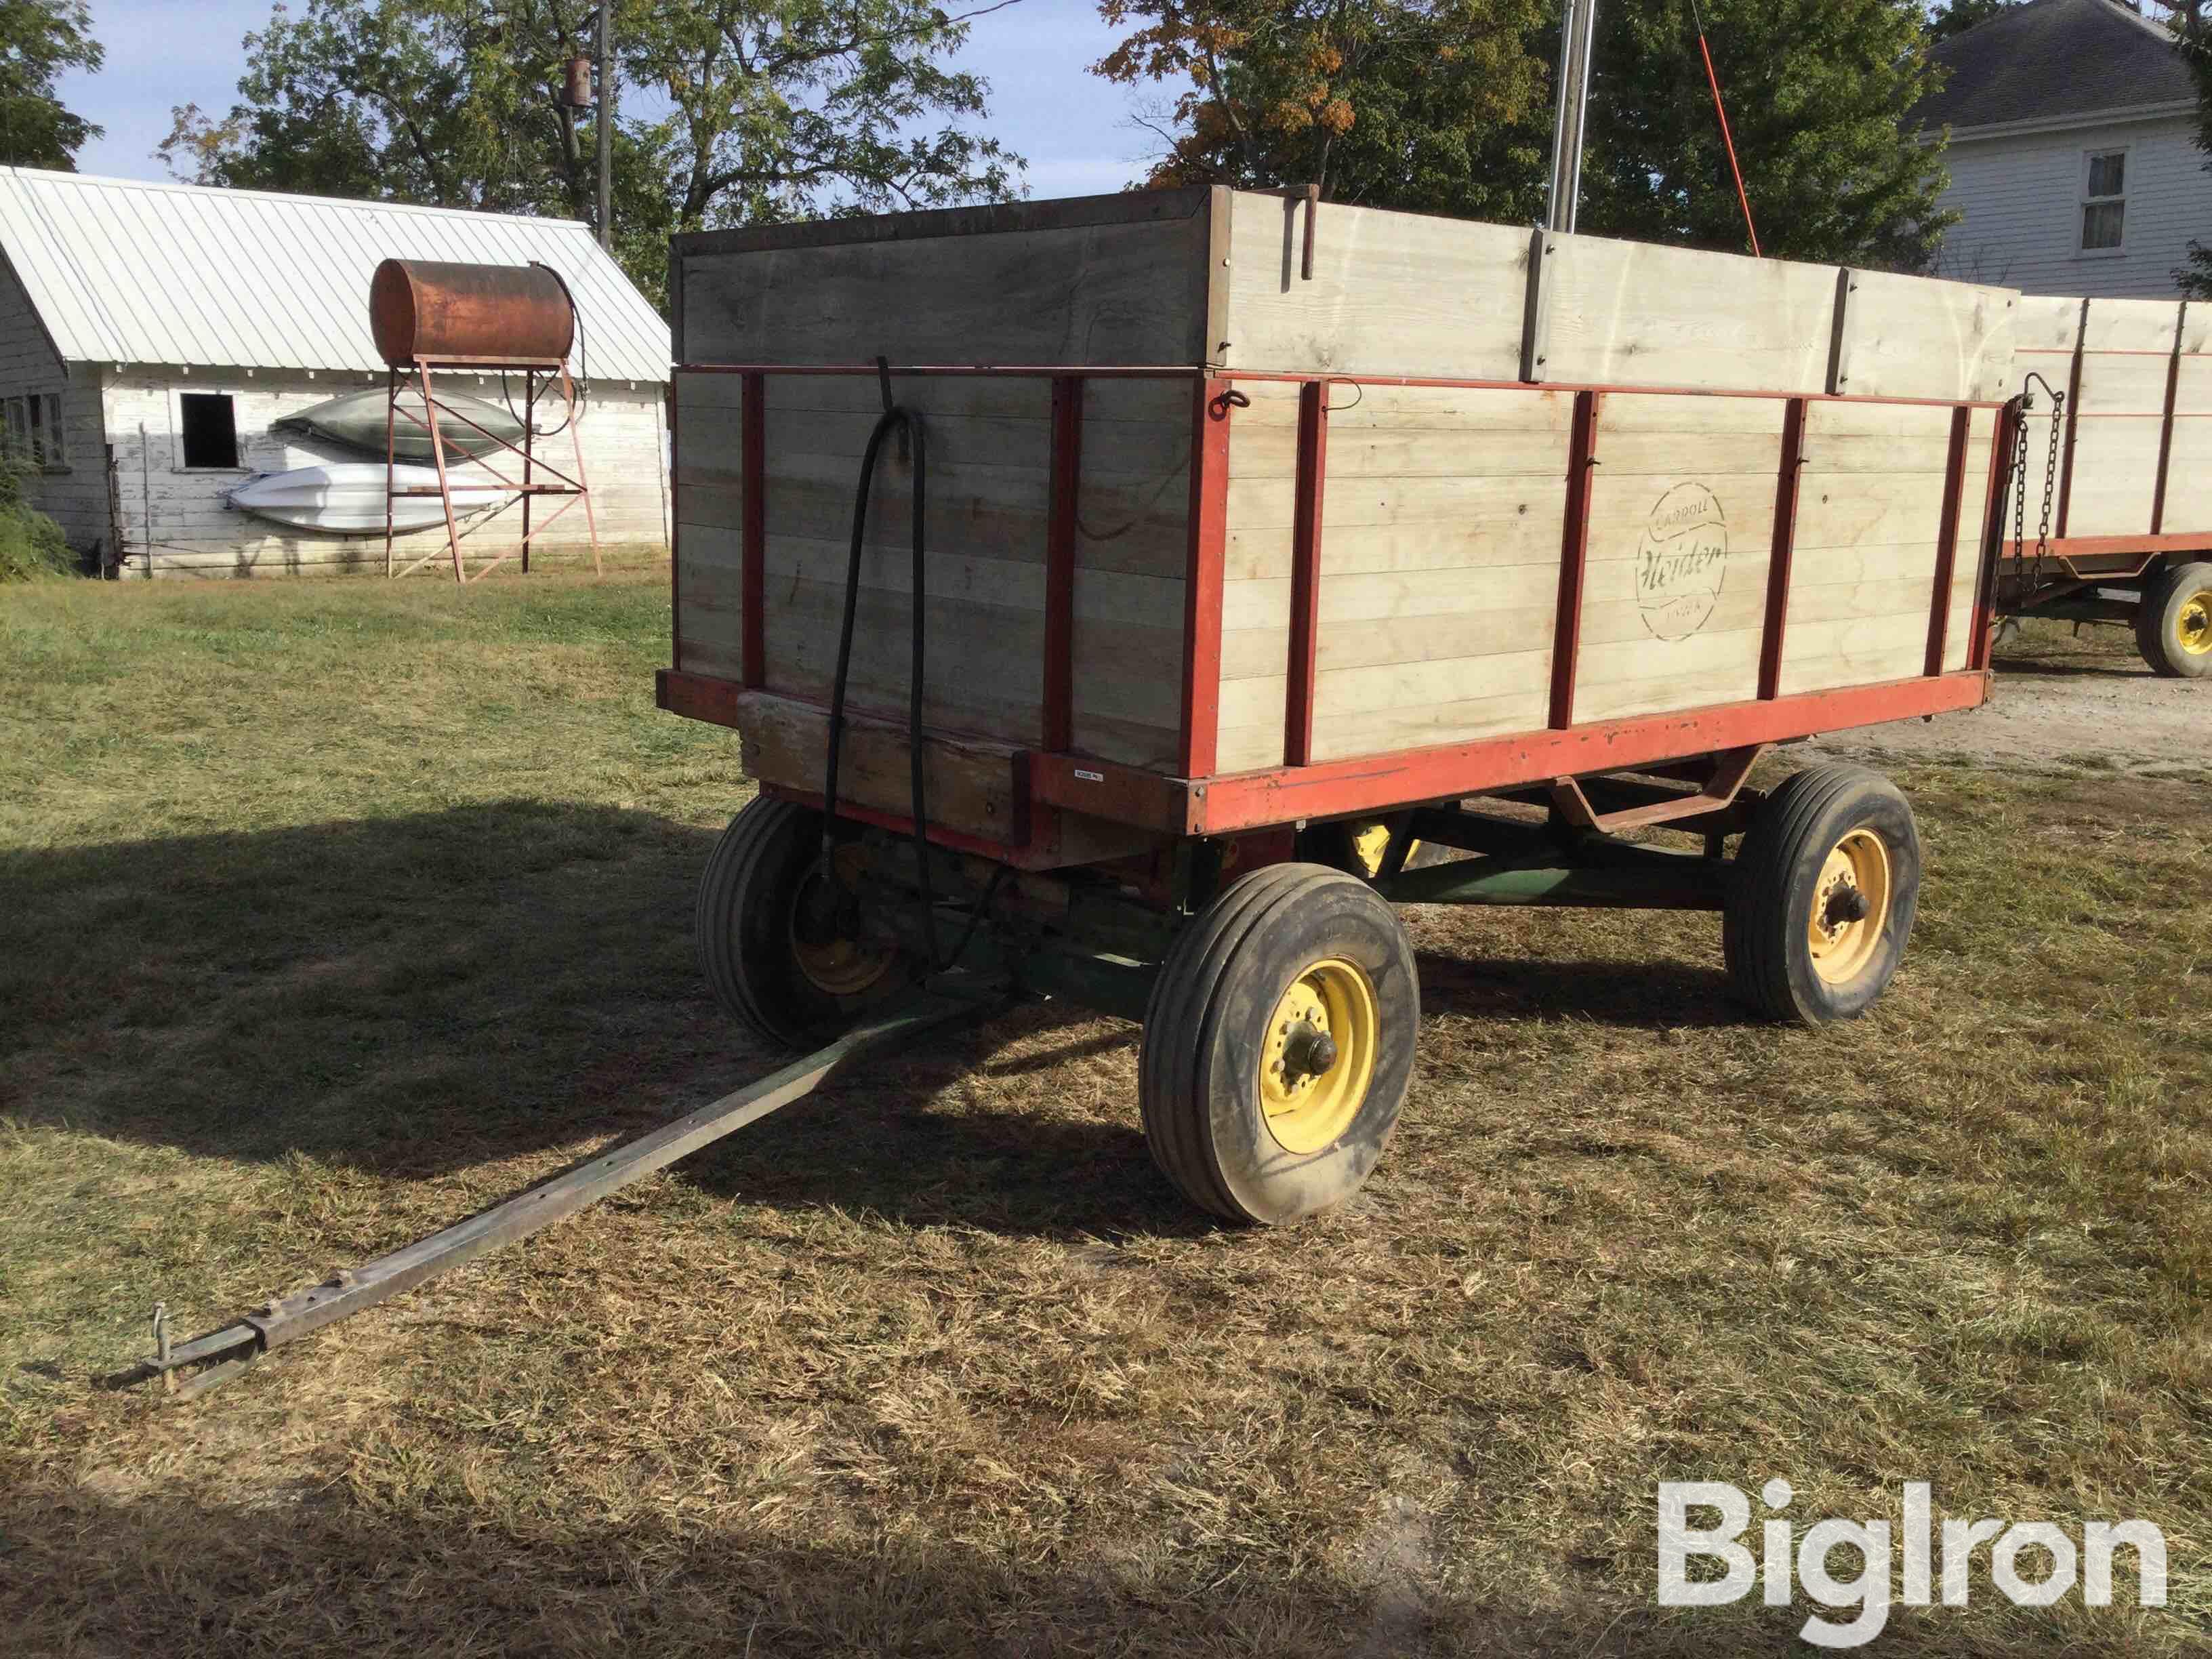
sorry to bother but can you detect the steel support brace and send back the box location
[1550,390,1600,728]
[1286,380,1328,765]
[1377,844,1732,912]
[1924,405,1973,677]
[1760,398,1809,699]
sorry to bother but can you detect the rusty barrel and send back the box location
[369,259,574,367]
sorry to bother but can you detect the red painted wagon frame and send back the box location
[659,363,2017,867]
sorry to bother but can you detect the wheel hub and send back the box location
[2178,588,2212,657]
[1807,829,1891,987]
[1259,958,1380,1155]
[788,847,897,998]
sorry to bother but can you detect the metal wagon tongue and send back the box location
[103,987,1006,1401]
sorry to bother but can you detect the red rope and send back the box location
[1698,28,1761,257]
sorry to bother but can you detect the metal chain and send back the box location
[2011,373,2065,596]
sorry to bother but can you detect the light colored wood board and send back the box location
[1229,418,1300,483]
[1271,511,1570,580]
[1543,235,1839,393]
[1315,558,1566,626]
[1303,649,1555,719]
[674,398,745,489]
[1785,571,1940,627]
[1832,268,2015,403]
[770,400,1198,483]
[1307,605,1559,674]
[1070,614,1183,769]
[680,210,1211,367]
[1225,521,1298,582]
[1583,556,1770,647]
[2171,356,2212,418]
[1215,689,1289,773]
[760,537,1070,624]
[1794,474,1952,554]
[2064,421,2160,537]
[1223,576,1290,635]
[738,695,1024,844]
[1786,540,1948,587]
[1572,638,1763,724]
[1591,394,1789,436]
[761,577,1044,743]
[676,540,742,680]
[2074,354,2175,417]
[1305,686,1553,767]
[678,479,746,532]
[1330,427,1799,481]
[1233,382,1576,432]
[1775,613,1930,697]
[1221,623,1292,682]
[1221,191,1528,380]
[2015,295,2083,356]
[1256,470,1565,532]
[2081,298,2182,356]
[1584,470,1782,571]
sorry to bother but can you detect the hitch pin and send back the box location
[152,1301,176,1393]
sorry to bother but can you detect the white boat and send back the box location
[270,387,532,462]
[225,464,506,537]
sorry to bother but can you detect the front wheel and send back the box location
[2134,560,2212,678]
[1722,764,1921,1026]
[1139,865,1419,1225]
[696,796,904,1048]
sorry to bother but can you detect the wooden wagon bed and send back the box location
[658,188,2018,868]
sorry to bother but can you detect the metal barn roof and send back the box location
[0,167,670,383]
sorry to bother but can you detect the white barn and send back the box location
[0,167,672,577]
[1923,0,2212,298]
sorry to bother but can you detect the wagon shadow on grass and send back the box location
[0,802,1193,1240]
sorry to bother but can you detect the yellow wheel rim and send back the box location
[789,848,896,997]
[1347,821,1420,880]
[1259,958,1380,1155]
[1807,829,1892,987]
[2177,588,2212,656]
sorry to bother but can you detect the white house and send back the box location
[1923,0,2211,297]
[0,168,672,577]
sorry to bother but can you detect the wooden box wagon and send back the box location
[1998,295,2212,677]
[119,192,2039,1395]
[654,188,2023,1226]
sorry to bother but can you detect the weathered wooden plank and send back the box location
[1221,192,1528,381]
[1830,268,2014,403]
[737,694,1026,844]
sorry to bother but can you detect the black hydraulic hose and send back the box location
[823,403,939,971]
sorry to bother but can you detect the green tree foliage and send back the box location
[1097,0,1956,268]
[0,451,73,581]
[1583,0,1953,267]
[1093,0,1551,222]
[1923,0,2016,42]
[0,0,102,170]
[160,0,1022,306]
[2175,4,2212,295]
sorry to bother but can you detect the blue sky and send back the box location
[52,0,1152,198]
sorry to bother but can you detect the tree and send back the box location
[0,0,102,170]
[1092,1,1551,220]
[161,0,1023,306]
[1096,0,1957,268]
[1923,0,2015,43]
[1582,0,1954,268]
[2174,3,2212,295]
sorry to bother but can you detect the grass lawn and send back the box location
[1,572,2206,1656]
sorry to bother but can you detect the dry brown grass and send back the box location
[1,578,2207,1655]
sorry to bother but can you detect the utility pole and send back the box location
[1547,0,1599,234]
[596,0,613,252]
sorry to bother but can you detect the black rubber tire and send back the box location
[695,796,901,1049]
[1722,764,1921,1027]
[1138,864,1420,1225]
[2133,560,2212,679]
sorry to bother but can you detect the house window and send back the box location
[2081,150,2126,252]
[178,392,241,469]
[2,392,67,467]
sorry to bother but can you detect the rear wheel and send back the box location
[1723,764,1921,1026]
[1139,865,1419,1224]
[697,796,903,1048]
[2134,560,2212,678]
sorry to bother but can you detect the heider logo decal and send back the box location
[1636,482,1729,641]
